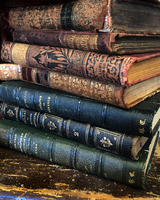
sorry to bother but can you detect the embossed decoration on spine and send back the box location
[13,30,116,54]
[1,41,134,85]
[1,41,13,63]
[9,0,108,31]
[1,103,137,158]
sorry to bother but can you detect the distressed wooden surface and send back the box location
[0,140,159,200]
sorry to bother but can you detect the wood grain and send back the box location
[0,139,159,199]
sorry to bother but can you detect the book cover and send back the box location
[0,64,160,108]
[0,102,149,160]
[0,79,159,137]
[1,41,160,86]
[8,0,160,34]
[12,29,160,55]
[0,119,159,189]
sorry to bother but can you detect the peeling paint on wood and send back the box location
[0,140,159,199]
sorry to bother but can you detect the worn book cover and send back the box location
[12,29,160,54]
[0,64,160,109]
[8,0,160,34]
[0,102,150,160]
[0,119,159,188]
[1,41,160,86]
[0,80,159,137]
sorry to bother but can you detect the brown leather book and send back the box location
[8,0,160,34]
[0,64,160,109]
[1,41,160,86]
[13,29,160,54]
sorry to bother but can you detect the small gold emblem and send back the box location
[47,121,57,130]
[7,109,14,117]
[100,137,113,148]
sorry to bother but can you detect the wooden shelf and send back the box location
[0,139,159,199]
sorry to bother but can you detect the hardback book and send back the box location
[0,79,160,137]
[0,118,159,189]
[8,0,160,34]
[12,29,160,54]
[0,64,160,109]
[1,41,160,86]
[0,102,149,160]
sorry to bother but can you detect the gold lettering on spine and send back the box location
[140,119,146,126]
[12,43,29,65]
[47,97,51,113]
[39,96,43,110]
[24,91,29,108]
[139,128,145,134]
[65,34,76,49]
[128,171,135,184]
[48,70,118,105]
[138,119,146,134]
[89,35,98,51]
[65,34,98,52]
[33,112,38,127]
[14,133,17,149]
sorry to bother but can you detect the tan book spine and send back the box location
[1,41,132,85]
[9,0,108,32]
[0,64,126,108]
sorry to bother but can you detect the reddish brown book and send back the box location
[13,29,160,54]
[1,41,160,86]
[0,64,160,109]
[8,0,160,34]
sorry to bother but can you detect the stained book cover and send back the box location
[1,41,160,86]
[8,0,160,34]
[12,29,160,54]
[0,119,159,189]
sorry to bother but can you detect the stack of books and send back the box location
[0,0,160,189]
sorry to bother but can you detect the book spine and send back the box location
[0,64,126,108]
[0,102,141,159]
[8,0,108,32]
[0,79,156,136]
[0,119,149,188]
[1,41,133,85]
[13,29,116,54]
